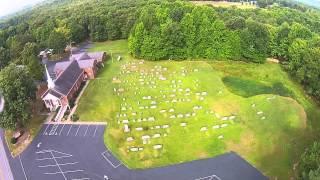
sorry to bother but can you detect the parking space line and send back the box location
[101,151,122,168]
[63,170,84,174]
[50,151,67,180]
[84,125,89,136]
[45,170,84,175]
[43,125,50,135]
[39,162,78,168]
[72,178,90,180]
[75,125,81,136]
[93,126,98,137]
[67,125,73,136]
[59,124,65,135]
[36,155,71,161]
[59,162,79,166]
[38,164,57,168]
[49,124,59,135]
[18,155,28,180]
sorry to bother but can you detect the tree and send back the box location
[288,38,308,81]
[140,29,166,60]
[0,64,36,129]
[297,142,320,180]
[161,20,186,59]
[288,23,312,42]
[26,55,43,80]
[47,30,67,54]
[226,16,246,30]
[35,20,55,48]
[205,20,233,59]
[19,42,43,80]
[0,47,10,69]
[271,22,291,59]
[128,22,145,58]
[68,21,86,43]
[240,20,270,63]
[181,13,196,58]
[6,36,23,60]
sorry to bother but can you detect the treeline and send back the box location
[128,1,320,101]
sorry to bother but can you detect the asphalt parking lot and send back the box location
[41,124,104,138]
[8,124,267,180]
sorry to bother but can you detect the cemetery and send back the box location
[76,40,309,176]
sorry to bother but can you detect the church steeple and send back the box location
[45,64,55,89]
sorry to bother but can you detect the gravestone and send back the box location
[200,127,208,131]
[180,122,187,127]
[124,124,130,133]
[153,144,162,150]
[127,137,134,142]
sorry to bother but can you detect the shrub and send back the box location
[297,142,320,179]
[10,137,17,144]
[71,114,79,122]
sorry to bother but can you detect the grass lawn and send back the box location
[76,40,320,179]
[5,114,47,157]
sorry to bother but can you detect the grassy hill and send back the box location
[76,40,320,179]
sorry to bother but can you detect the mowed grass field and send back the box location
[191,1,256,9]
[76,40,320,179]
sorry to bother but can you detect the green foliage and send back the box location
[288,23,312,43]
[271,22,290,59]
[309,168,320,180]
[130,3,239,61]
[0,64,36,129]
[48,31,67,54]
[18,42,43,80]
[298,142,320,180]
[10,137,17,144]
[0,47,10,69]
[240,20,270,63]
[71,114,79,122]
[226,16,246,30]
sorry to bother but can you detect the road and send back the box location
[0,129,14,180]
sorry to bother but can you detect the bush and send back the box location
[10,137,17,144]
[297,142,320,179]
[71,114,79,122]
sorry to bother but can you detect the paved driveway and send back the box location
[9,124,267,180]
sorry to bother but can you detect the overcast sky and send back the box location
[0,0,45,17]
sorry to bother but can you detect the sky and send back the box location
[0,0,45,17]
[297,0,320,8]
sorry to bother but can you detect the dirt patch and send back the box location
[211,100,240,116]
[267,58,280,64]
[109,128,123,142]
[226,130,257,156]
[197,150,209,159]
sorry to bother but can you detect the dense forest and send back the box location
[0,0,165,75]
